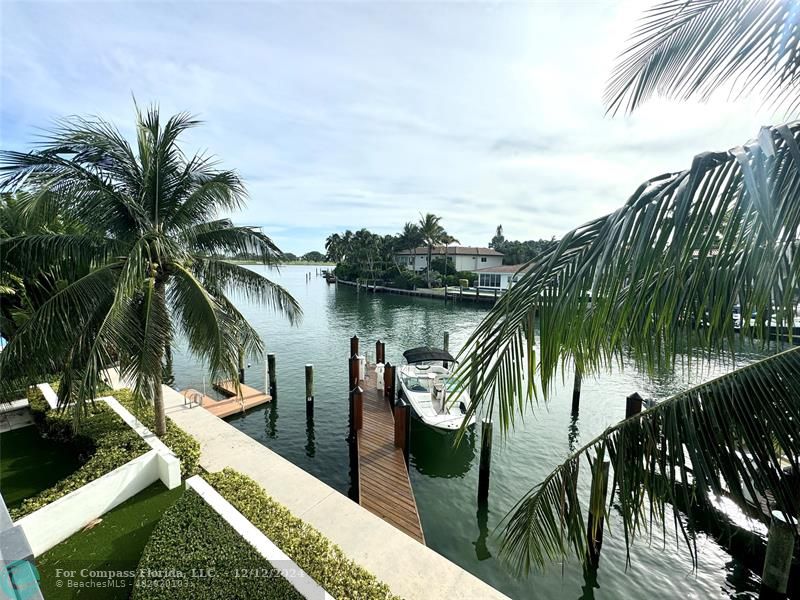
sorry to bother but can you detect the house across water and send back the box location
[394,245,503,272]
[471,264,530,290]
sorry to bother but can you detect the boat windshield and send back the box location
[402,376,433,393]
[440,377,459,392]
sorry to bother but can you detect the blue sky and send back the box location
[1,1,779,255]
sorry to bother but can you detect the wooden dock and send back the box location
[180,380,271,418]
[355,364,425,544]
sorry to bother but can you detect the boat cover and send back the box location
[403,346,456,364]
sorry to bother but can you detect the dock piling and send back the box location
[305,364,314,417]
[385,363,395,408]
[394,400,410,466]
[354,386,364,431]
[586,460,610,568]
[376,340,385,364]
[571,368,582,415]
[478,417,493,504]
[762,511,795,596]
[625,392,643,418]
[349,355,359,389]
[238,348,245,384]
[267,353,277,398]
[443,332,450,368]
[350,335,359,358]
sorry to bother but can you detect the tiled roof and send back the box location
[395,246,503,256]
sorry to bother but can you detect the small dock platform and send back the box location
[180,381,271,418]
[355,364,425,544]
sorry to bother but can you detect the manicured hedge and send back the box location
[11,387,199,519]
[132,489,302,600]
[206,469,400,600]
[113,388,199,478]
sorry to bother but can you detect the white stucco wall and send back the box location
[17,450,161,556]
[396,253,503,273]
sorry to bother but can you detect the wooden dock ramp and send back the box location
[180,380,271,419]
[356,364,425,544]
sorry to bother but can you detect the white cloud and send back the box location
[1,0,783,253]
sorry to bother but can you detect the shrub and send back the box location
[429,257,456,276]
[388,269,424,290]
[206,469,399,600]
[114,389,200,478]
[133,489,302,600]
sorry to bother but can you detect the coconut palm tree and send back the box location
[441,233,460,288]
[455,0,800,575]
[324,232,344,263]
[418,213,448,288]
[397,221,424,272]
[0,105,301,435]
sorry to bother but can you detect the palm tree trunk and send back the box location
[153,279,168,437]
[427,245,432,287]
[153,381,167,436]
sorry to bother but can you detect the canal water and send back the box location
[169,265,768,599]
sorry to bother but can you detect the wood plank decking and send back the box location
[356,365,425,544]
[180,381,271,418]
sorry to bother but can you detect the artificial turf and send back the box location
[0,425,83,510]
[35,482,184,600]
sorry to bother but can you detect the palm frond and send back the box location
[606,0,800,115]
[456,122,800,430]
[166,163,246,230]
[167,263,246,383]
[183,219,281,263]
[0,148,149,234]
[191,257,302,324]
[499,347,800,574]
[1,234,123,278]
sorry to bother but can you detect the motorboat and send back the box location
[397,346,476,431]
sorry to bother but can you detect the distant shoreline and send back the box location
[229,259,335,267]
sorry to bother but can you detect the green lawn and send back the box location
[36,483,184,600]
[0,425,83,510]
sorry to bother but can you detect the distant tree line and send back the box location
[230,250,329,263]
[324,215,559,289]
[489,225,558,265]
[325,213,473,289]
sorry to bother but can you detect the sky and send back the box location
[0,0,782,255]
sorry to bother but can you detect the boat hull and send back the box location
[397,365,476,431]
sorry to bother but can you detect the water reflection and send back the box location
[305,414,316,458]
[474,502,492,561]
[580,565,599,600]
[568,413,580,453]
[409,417,476,478]
[265,398,278,438]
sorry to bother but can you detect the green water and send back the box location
[169,265,768,599]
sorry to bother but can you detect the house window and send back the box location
[480,257,487,262]
[478,273,501,288]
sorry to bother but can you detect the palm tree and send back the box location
[455,0,800,576]
[418,213,448,288]
[324,233,342,263]
[0,105,301,435]
[441,233,460,291]
[397,222,424,273]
